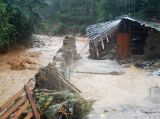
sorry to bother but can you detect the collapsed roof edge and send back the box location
[86,16,160,41]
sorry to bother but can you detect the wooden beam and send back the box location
[0,96,27,119]
[24,111,33,119]
[0,88,25,113]
[24,85,40,119]
[11,101,29,119]
[0,83,32,113]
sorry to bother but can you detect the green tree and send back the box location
[0,0,47,49]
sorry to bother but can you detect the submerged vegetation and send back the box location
[34,90,91,119]
[34,62,92,119]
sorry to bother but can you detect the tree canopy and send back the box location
[0,0,159,49]
[0,0,46,49]
[37,0,160,34]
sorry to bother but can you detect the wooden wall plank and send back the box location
[0,83,32,113]
[0,83,38,119]
[0,96,27,119]
[11,101,29,119]
[0,88,25,113]
[24,112,33,119]
[25,85,40,119]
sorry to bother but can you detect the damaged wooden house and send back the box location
[86,17,160,59]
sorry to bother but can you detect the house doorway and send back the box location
[117,33,130,59]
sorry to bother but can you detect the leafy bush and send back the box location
[0,2,15,48]
[0,0,46,49]
[36,0,160,35]
[51,22,65,35]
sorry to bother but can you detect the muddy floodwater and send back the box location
[0,35,160,119]
[0,35,63,105]
[69,43,160,118]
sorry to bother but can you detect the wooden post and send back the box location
[24,85,40,119]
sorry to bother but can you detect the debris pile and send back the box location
[34,62,91,119]
[134,60,160,70]
[34,89,91,119]
[134,61,155,69]
[103,46,117,59]
[35,63,70,91]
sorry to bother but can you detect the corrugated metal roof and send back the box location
[123,17,160,31]
[86,17,160,41]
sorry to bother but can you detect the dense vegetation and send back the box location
[0,0,160,49]
[0,0,46,50]
[37,0,160,35]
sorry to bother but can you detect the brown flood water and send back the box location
[69,43,160,118]
[0,35,160,119]
[0,35,64,106]
[0,35,88,106]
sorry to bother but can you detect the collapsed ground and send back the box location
[0,35,160,119]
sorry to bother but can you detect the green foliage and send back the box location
[34,90,92,119]
[37,0,98,35]
[140,0,160,20]
[0,0,46,49]
[0,0,159,48]
[0,2,15,48]
[36,0,160,35]
[51,22,65,35]
[36,21,50,34]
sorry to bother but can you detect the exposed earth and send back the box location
[0,35,160,119]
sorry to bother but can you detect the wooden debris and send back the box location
[25,85,40,119]
[0,83,40,119]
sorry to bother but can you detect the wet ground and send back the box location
[0,35,160,119]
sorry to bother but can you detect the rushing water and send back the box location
[0,35,88,106]
[0,35,64,105]
[1,35,160,119]
[70,57,160,119]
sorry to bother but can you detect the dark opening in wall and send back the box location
[119,19,148,56]
[130,23,148,55]
[130,31,147,55]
